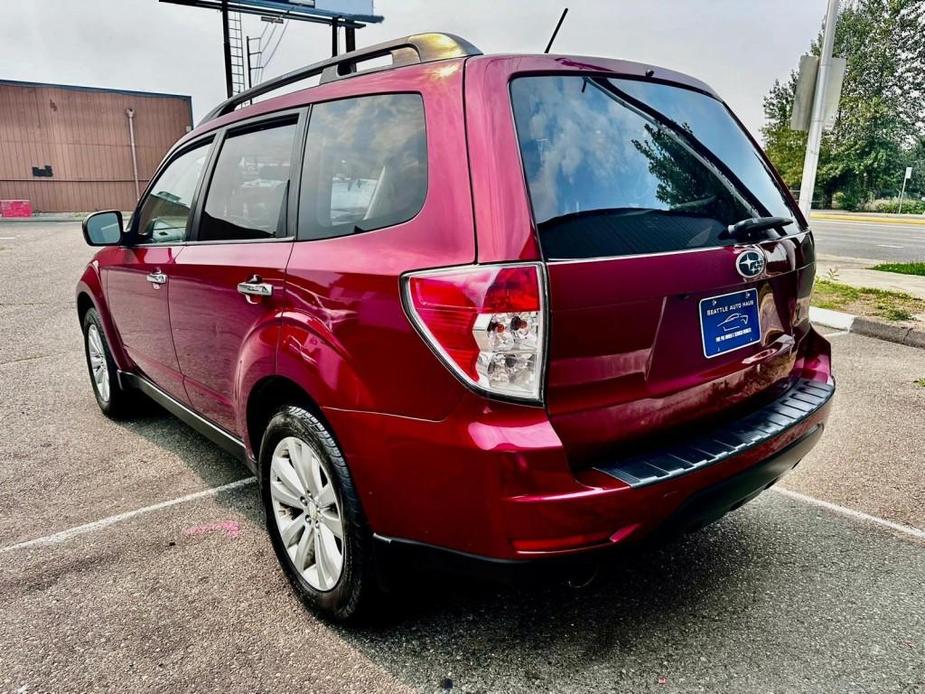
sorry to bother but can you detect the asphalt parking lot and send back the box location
[1,222,923,694]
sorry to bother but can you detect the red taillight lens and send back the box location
[403,264,546,402]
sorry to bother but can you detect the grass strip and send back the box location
[813,279,925,322]
[871,262,925,277]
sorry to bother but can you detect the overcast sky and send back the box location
[0,0,827,139]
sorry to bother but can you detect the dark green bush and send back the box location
[861,197,925,214]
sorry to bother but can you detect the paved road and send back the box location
[1,223,923,694]
[811,217,925,262]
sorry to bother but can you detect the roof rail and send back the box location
[200,32,481,124]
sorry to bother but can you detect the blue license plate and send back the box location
[699,288,761,358]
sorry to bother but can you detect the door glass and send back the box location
[299,93,427,240]
[199,120,298,242]
[135,142,211,245]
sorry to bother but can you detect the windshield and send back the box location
[510,75,798,260]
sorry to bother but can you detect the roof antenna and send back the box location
[544,8,568,54]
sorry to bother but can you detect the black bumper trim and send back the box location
[662,423,823,534]
[593,378,834,487]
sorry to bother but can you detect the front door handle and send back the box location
[237,275,274,298]
[146,270,167,286]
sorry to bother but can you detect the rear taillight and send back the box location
[401,263,546,403]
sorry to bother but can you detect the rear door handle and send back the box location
[146,270,167,286]
[237,275,274,298]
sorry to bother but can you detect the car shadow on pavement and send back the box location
[111,399,262,519]
[339,519,760,689]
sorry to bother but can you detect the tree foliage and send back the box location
[761,0,925,208]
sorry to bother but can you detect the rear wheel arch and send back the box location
[245,376,335,463]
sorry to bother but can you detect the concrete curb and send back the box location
[810,306,925,349]
[810,211,925,226]
[0,215,85,223]
[0,212,134,224]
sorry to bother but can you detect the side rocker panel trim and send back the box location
[120,371,256,473]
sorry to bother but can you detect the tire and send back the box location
[260,405,376,621]
[82,307,132,418]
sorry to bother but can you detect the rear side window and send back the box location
[135,142,210,244]
[510,76,797,260]
[199,119,298,242]
[299,93,427,241]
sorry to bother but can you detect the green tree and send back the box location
[761,0,925,209]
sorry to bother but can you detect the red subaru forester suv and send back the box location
[77,34,834,620]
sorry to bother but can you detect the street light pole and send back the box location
[798,0,840,217]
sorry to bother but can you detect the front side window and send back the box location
[199,120,298,242]
[299,93,427,241]
[510,75,798,260]
[135,142,210,245]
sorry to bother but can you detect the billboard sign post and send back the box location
[160,0,383,97]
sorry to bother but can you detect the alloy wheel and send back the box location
[86,324,110,403]
[269,436,345,591]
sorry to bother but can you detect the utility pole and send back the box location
[898,167,912,214]
[798,0,840,217]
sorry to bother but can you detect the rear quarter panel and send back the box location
[278,60,477,420]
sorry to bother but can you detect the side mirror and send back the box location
[82,210,124,246]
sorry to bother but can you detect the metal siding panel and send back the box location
[0,83,190,211]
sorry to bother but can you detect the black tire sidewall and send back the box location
[259,405,373,621]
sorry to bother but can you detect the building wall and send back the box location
[0,81,192,212]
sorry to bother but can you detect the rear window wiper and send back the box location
[722,216,793,241]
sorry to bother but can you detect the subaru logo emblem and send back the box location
[736,248,766,279]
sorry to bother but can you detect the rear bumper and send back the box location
[373,423,825,581]
[497,383,832,558]
[325,321,833,563]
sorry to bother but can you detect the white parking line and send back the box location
[773,487,925,541]
[0,477,256,553]
[876,244,905,249]
[0,236,17,240]
[1,476,921,554]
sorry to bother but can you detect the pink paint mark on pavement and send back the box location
[183,520,241,539]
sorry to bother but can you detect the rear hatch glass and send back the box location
[511,75,797,259]
[510,75,812,463]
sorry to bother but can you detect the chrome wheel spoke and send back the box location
[319,508,342,540]
[315,525,342,590]
[293,523,314,571]
[279,514,305,547]
[289,440,314,494]
[316,482,335,509]
[271,454,305,500]
[308,453,324,499]
[313,530,329,588]
[269,477,302,509]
